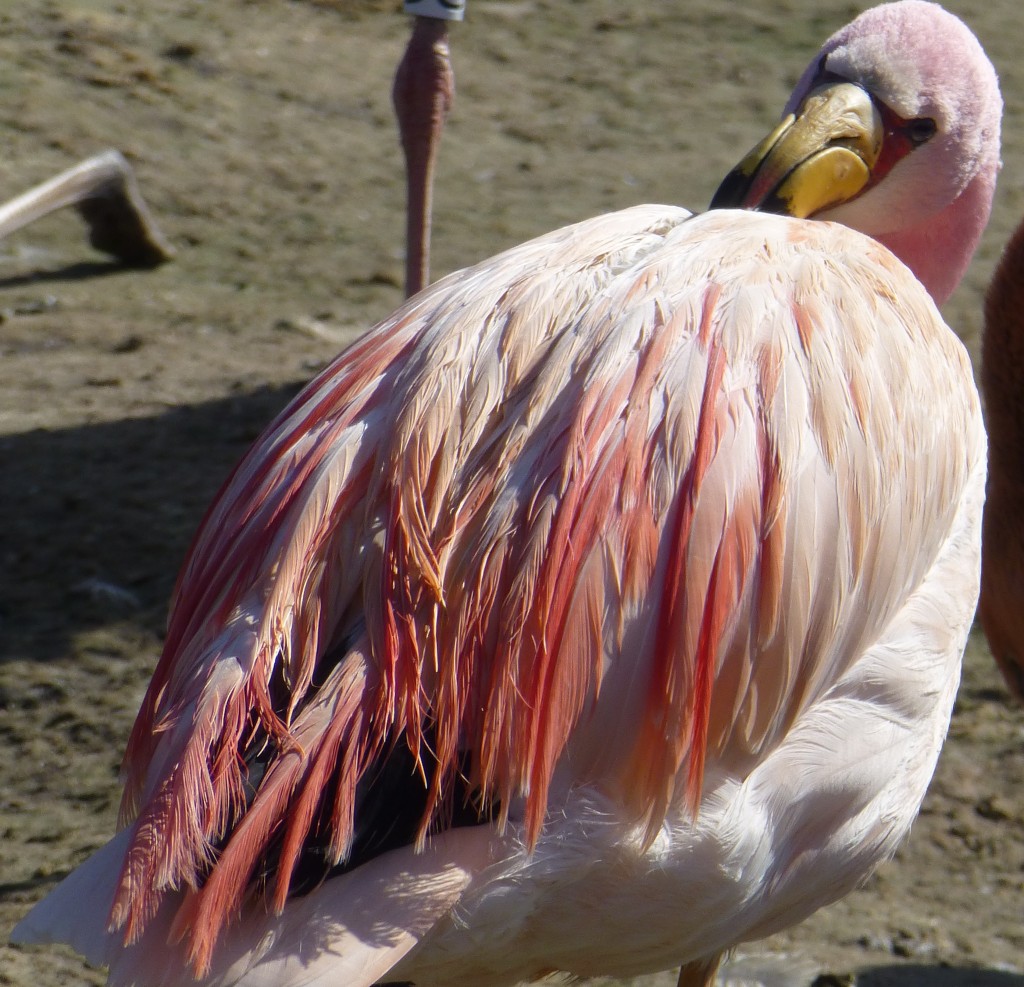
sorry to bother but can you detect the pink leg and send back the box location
[392,16,455,298]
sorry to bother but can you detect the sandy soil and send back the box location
[1,1,1023,985]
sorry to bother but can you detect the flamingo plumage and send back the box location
[980,217,1024,700]
[11,2,1000,986]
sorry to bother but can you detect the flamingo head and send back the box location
[710,0,1002,304]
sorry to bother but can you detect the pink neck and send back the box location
[875,166,997,305]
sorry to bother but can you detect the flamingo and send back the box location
[11,2,999,985]
[393,1,463,297]
[0,150,172,267]
[979,217,1024,700]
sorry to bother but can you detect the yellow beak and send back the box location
[709,81,884,218]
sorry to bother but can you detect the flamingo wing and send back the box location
[60,203,979,982]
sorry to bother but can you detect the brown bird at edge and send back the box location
[980,216,1024,700]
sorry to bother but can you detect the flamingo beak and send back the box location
[709,81,884,218]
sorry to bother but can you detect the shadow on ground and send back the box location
[1,383,303,662]
[0,260,138,291]
[855,965,1024,986]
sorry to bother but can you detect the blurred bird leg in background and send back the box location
[0,149,173,268]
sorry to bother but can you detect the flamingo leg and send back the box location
[392,15,455,298]
[0,149,173,267]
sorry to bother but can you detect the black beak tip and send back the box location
[708,169,750,211]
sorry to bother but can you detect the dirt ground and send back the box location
[1,1,1023,985]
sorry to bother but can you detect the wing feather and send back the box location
[94,205,981,977]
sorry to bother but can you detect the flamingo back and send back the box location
[106,204,982,974]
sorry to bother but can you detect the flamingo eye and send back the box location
[908,117,937,145]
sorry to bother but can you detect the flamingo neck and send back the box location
[873,165,997,306]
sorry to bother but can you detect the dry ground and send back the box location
[1,1,1022,985]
